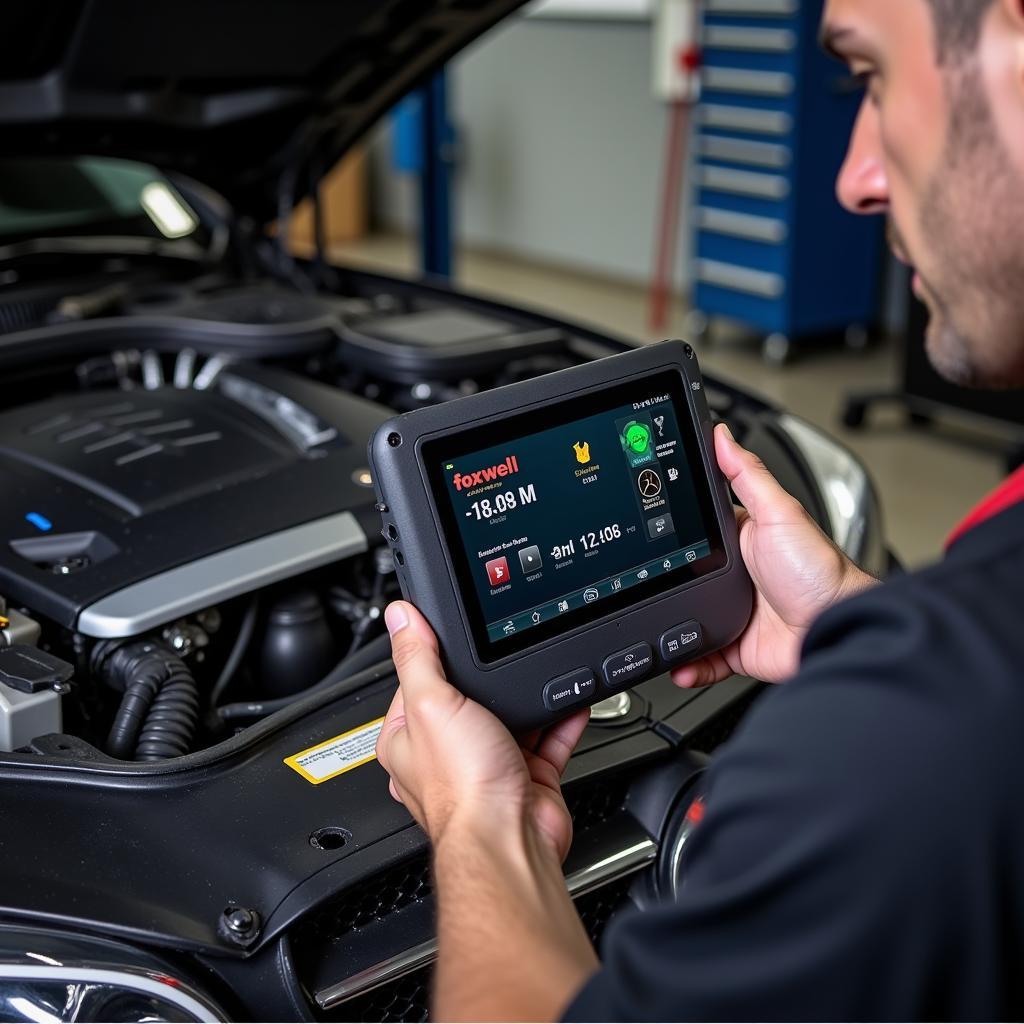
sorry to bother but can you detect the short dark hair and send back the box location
[926,0,994,63]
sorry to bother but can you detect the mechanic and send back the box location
[376,0,1024,1018]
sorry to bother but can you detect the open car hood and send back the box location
[0,0,527,223]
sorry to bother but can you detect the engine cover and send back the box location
[0,365,391,637]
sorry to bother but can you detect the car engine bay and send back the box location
[0,251,885,1022]
[0,254,878,766]
[0,264,620,760]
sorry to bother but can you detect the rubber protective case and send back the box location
[368,340,752,732]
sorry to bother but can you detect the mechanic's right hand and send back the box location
[672,423,878,688]
[377,601,589,861]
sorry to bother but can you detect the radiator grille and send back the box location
[564,772,631,833]
[299,773,630,954]
[306,694,760,1022]
[325,875,637,1024]
[298,857,433,951]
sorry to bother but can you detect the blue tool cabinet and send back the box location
[688,0,883,363]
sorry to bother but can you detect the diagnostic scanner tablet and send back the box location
[369,340,752,732]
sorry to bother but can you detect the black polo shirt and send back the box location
[565,497,1024,1021]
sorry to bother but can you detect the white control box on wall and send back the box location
[526,0,650,18]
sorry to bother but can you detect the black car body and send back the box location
[0,3,887,1020]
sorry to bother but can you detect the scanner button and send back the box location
[544,669,597,712]
[660,621,703,662]
[602,643,654,690]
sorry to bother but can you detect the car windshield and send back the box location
[0,157,200,245]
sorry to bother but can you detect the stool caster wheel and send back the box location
[842,399,868,429]
[763,333,792,366]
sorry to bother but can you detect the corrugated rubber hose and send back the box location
[100,641,200,761]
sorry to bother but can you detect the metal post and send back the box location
[418,70,454,279]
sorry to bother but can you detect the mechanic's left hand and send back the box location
[376,601,589,861]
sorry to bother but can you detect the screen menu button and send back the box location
[602,642,654,691]
[518,545,543,575]
[660,621,703,662]
[647,512,675,540]
[544,668,597,712]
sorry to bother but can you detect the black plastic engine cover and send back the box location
[0,665,756,964]
[0,364,391,632]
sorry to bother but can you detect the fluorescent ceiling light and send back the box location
[140,181,198,239]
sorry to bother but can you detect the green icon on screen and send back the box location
[621,421,651,455]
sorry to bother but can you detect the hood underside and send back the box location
[0,0,526,222]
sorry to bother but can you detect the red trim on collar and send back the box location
[946,466,1024,550]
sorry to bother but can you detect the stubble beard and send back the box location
[915,62,1024,389]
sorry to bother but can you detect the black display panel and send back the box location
[423,370,726,663]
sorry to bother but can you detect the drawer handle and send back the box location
[697,104,792,136]
[697,207,789,243]
[704,0,798,15]
[696,136,791,169]
[698,166,790,200]
[702,26,797,52]
[696,259,786,299]
[703,67,795,97]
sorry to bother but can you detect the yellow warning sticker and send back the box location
[284,717,386,785]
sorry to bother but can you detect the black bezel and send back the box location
[369,340,752,733]
[421,369,727,663]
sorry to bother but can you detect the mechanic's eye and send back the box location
[836,71,873,96]
[849,70,881,106]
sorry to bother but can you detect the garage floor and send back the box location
[330,234,1009,569]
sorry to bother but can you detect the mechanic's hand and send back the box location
[673,423,877,688]
[377,602,589,861]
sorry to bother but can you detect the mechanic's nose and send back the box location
[836,99,889,215]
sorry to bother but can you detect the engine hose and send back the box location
[208,597,259,709]
[106,670,162,760]
[136,661,201,761]
[98,641,200,761]
[216,631,392,723]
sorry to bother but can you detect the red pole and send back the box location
[647,39,703,334]
[648,98,691,332]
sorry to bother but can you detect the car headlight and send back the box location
[0,965,226,1023]
[777,413,885,572]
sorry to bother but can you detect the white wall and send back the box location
[369,14,687,287]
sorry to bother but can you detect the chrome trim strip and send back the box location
[697,104,792,137]
[703,26,797,52]
[696,259,786,299]
[697,206,788,243]
[77,512,368,638]
[564,838,657,898]
[0,964,227,1022]
[317,939,438,1011]
[703,67,794,97]
[315,838,657,1011]
[696,136,791,169]
[704,0,798,15]
[697,166,790,200]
